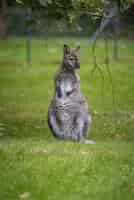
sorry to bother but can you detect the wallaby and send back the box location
[48,44,95,144]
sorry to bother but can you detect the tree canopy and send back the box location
[15,0,134,19]
[13,0,134,29]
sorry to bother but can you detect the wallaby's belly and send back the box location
[48,71,91,141]
[49,93,90,137]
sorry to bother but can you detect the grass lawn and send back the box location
[0,37,134,200]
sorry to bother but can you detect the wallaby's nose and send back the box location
[75,63,80,69]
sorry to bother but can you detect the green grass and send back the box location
[0,37,134,200]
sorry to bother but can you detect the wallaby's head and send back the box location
[62,44,80,70]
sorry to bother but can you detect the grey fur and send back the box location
[48,45,94,144]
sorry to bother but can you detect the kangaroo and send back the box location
[48,44,95,144]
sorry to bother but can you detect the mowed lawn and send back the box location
[0,37,134,200]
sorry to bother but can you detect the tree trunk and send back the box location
[0,0,8,39]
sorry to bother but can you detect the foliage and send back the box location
[14,0,134,25]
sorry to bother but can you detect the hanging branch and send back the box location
[89,0,120,127]
[90,40,105,101]
[90,0,120,60]
[104,35,116,109]
[104,35,117,131]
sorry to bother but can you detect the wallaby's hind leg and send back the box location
[72,115,96,144]
[82,121,96,144]
[71,116,88,142]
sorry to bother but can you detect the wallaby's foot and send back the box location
[82,139,96,145]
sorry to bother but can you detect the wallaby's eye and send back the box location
[66,91,73,96]
[69,55,77,61]
[70,57,74,61]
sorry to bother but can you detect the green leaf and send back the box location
[38,0,52,7]
[16,0,24,4]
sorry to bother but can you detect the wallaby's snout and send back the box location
[74,62,80,69]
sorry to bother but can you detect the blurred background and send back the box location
[0,0,134,39]
[0,1,134,200]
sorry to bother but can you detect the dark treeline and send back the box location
[0,1,134,38]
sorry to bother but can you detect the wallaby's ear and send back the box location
[63,44,70,55]
[73,46,80,54]
[75,45,80,52]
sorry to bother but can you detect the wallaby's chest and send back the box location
[55,71,80,99]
